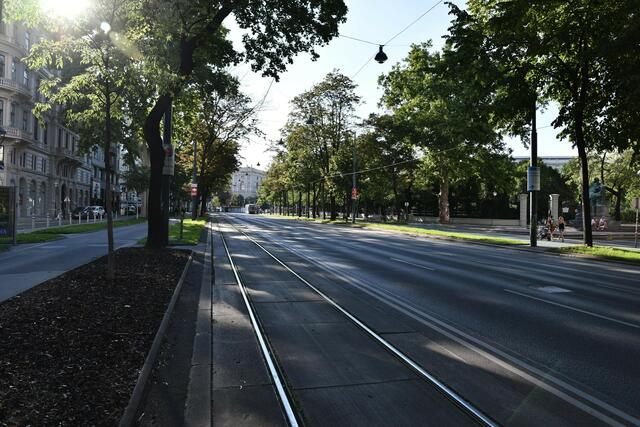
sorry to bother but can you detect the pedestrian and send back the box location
[599,216,607,231]
[591,217,596,230]
[557,215,565,242]
[546,216,554,241]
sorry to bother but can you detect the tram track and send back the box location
[221,213,640,427]
[216,215,496,426]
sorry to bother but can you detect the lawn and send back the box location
[550,245,640,265]
[138,218,208,246]
[261,214,524,246]
[169,218,207,245]
[37,217,146,234]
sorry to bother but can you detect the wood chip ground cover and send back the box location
[0,247,189,426]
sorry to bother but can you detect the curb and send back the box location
[119,251,194,427]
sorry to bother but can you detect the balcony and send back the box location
[4,127,33,144]
[0,77,32,98]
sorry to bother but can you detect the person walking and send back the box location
[546,216,555,241]
[557,215,566,242]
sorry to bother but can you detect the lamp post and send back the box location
[351,131,357,224]
[191,139,197,220]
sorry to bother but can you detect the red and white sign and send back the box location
[191,187,198,197]
[351,187,358,200]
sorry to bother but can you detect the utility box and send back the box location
[0,186,17,245]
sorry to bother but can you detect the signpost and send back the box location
[351,187,358,200]
[633,197,639,248]
[191,183,198,198]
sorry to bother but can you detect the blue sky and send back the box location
[229,0,576,169]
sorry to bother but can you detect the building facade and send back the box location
[0,18,120,218]
[513,156,575,172]
[230,166,266,200]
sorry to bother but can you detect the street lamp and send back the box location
[374,45,388,64]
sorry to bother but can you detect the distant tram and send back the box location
[245,204,259,214]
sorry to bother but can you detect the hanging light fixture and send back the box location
[374,45,388,64]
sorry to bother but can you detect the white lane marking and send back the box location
[390,257,436,271]
[35,245,66,249]
[504,289,639,329]
[234,216,636,427]
[534,286,572,294]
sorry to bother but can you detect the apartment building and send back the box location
[230,166,266,200]
[0,18,96,218]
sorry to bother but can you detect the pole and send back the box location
[352,132,357,224]
[161,102,173,246]
[191,139,197,220]
[322,180,326,220]
[529,99,538,247]
[635,207,638,248]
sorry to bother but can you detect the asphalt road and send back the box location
[225,213,640,426]
[0,222,147,303]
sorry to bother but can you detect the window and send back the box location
[71,136,75,152]
[24,31,30,51]
[58,128,62,147]
[19,152,25,167]
[23,69,29,88]
[22,109,28,131]
[43,122,48,144]
[0,100,3,126]
[9,102,15,126]
[65,132,69,148]
[10,59,15,81]
[0,54,5,78]
[10,148,15,164]
[0,145,3,165]
[42,158,46,173]
[31,154,36,170]
[33,116,38,140]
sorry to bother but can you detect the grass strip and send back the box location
[38,217,146,234]
[260,214,524,245]
[550,245,640,265]
[138,218,207,246]
[169,218,206,245]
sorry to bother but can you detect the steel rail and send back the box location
[217,221,300,427]
[221,215,497,427]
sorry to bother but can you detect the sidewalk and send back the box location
[407,222,640,251]
[137,220,284,426]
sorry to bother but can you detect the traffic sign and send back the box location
[191,187,198,197]
[527,167,540,192]
[633,197,640,210]
[351,187,358,200]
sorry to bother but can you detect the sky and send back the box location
[228,0,577,170]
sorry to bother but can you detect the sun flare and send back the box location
[39,0,91,20]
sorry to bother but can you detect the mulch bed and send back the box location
[0,247,190,426]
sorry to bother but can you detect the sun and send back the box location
[39,0,91,20]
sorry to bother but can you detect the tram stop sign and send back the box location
[191,183,198,197]
[351,187,358,200]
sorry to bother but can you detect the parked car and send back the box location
[71,206,89,219]
[88,206,106,217]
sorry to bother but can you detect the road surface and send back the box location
[219,213,640,426]
[0,223,147,303]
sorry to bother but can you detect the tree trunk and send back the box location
[104,78,115,281]
[200,187,209,216]
[330,194,337,220]
[438,173,450,224]
[576,137,593,246]
[298,191,302,217]
[312,182,317,218]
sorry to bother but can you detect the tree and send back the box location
[379,42,502,223]
[467,0,640,246]
[24,0,139,280]
[175,70,250,216]
[137,0,348,247]
[285,71,360,220]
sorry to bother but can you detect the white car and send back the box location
[88,206,106,217]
